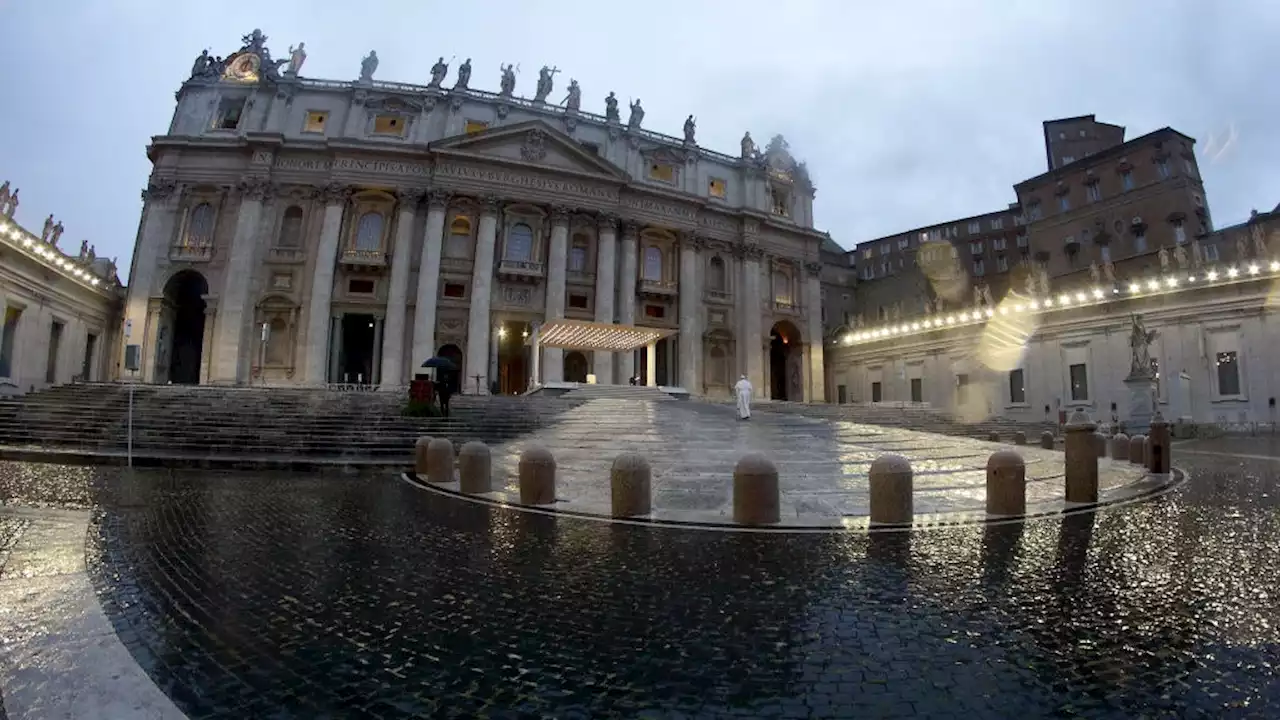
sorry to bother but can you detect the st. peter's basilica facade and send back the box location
[124,30,830,399]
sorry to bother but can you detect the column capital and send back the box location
[141,178,179,203]
[804,260,823,277]
[479,194,502,215]
[396,187,427,207]
[621,219,641,238]
[549,205,572,226]
[427,189,451,211]
[597,212,620,234]
[321,184,352,206]
[234,177,274,201]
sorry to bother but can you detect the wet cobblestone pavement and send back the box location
[0,442,1278,718]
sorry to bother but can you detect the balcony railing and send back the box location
[169,243,212,262]
[339,247,387,267]
[773,300,800,314]
[267,247,305,264]
[497,259,545,279]
[440,257,472,272]
[567,269,596,284]
[639,279,678,296]
[704,289,732,303]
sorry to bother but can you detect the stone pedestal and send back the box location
[1124,373,1158,436]
[1128,434,1147,465]
[518,445,556,505]
[1064,410,1099,504]
[733,453,780,525]
[611,453,652,518]
[985,451,1026,516]
[426,437,455,484]
[458,441,492,493]
[869,454,913,525]
[414,436,432,476]
[1148,411,1172,474]
[1110,433,1130,461]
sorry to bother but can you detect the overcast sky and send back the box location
[1,0,1276,277]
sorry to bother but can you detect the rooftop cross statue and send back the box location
[1128,314,1158,378]
[561,79,581,112]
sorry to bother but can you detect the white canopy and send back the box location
[531,319,675,352]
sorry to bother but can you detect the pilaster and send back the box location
[123,180,179,376]
[616,220,639,382]
[380,188,425,386]
[592,213,619,384]
[302,185,350,383]
[211,177,272,383]
[542,206,570,383]
[804,261,825,403]
[678,233,702,392]
[410,190,450,369]
[464,195,500,393]
[739,243,765,398]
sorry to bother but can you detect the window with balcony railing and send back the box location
[505,223,534,262]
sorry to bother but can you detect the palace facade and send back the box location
[124,30,831,399]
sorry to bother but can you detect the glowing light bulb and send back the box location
[1165,277,1178,287]
[1249,264,1260,275]
[1091,288,1104,299]
[1227,267,1239,278]
[1146,279,1159,291]
[1129,283,1141,294]
[1207,270,1219,281]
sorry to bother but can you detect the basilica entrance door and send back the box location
[163,270,208,385]
[338,313,377,385]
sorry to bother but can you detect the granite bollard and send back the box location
[414,436,432,476]
[869,454,913,525]
[986,450,1026,516]
[610,453,652,518]
[458,441,492,493]
[426,437,455,484]
[1110,433,1130,461]
[1013,431,1027,446]
[733,453,780,525]
[518,445,556,505]
[1040,431,1055,449]
[1148,411,1172,474]
[1064,410,1099,503]
[1128,434,1147,465]
[988,431,1000,442]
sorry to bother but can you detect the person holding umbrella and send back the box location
[420,356,458,417]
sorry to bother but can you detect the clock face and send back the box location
[223,53,261,83]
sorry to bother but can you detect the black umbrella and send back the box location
[421,357,457,371]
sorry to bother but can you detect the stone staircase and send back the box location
[743,400,1062,441]
[558,384,675,402]
[0,382,587,467]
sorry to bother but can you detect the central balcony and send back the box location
[498,259,545,282]
[704,289,732,304]
[639,279,677,297]
[339,247,387,269]
[773,300,800,315]
[169,243,212,262]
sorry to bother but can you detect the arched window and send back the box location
[643,245,663,281]
[773,271,792,304]
[708,255,726,291]
[185,203,215,247]
[276,206,303,248]
[709,346,727,384]
[354,212,384,252]
[505,223,534,262]
[445,216,471,259]
[569,233,590,272]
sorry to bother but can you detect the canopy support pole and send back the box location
[530,322,542,389]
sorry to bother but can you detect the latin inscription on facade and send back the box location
[502,286,532,306]
[275,158,332,172]
[698,213,736,232]
[622,197,697,221]
[435,163,618,201]
[334,158,430,177]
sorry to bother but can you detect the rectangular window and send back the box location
[862,265,874,280]
[1121,171,1134,191]
[898,237,910,250]
[646,161,673,182]
[996,255,1009,272]
[770,188,790,216]
[464,120,489,134]
[1009,368,1026,404]
[644,304,665,319]
[303,111,328,133]
[1101,245,1112,263]
[568,246,587,272]
[568,293,589,310]
[0,306,21,378]
[1157,159,1170,179]
[215,97,246,130]
[1134,230,1148,253]
[1069,363,1089,402]
[973,259,986,276]
[348,279,376,294]
[708,177,727,198]
[1173,219,1186,245]
[1203,243,1220,262]
[968,221,981,234]
[1184,158,1195,176]
[1058,195,1071,212]
[442,282,466,298]
[1062,155,1075,165]
[990,217,1004,230]
[1017,234,1029,248]
[1028,203,1042,221]
[970,241,984,254]
[82,333,98,381]
[862,248,874,259]
[46,321,63,384]
[1216,351,1241,396]
[1086,183,1101,202]
[993,237,1007,251]
[373,114,407,136]
[871,381,882,403]
[910,378,923,403]
[881,244,891,256]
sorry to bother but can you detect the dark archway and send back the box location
[768,321,802,401]
[163,270,208,385]
[496,322,531,395]
[564,351,588,383]
[437,343,464,393]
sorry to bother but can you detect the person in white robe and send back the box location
[734,375,753,420]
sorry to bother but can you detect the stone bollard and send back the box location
[458,441,492,493]
[733,453,780,525]
[988,431,1000,442]
[426,437,455,484]
[414,436,433,476]
[1128,434,1147,465]
[1092,431,1108,459]
[1040,431,1055,449]
[1013,431,1027,446]
[1064,410,1099,504]
[610,453,652,518]
[986,450,1026,516]
[869,454,914,525]
[1110,433,1130,461]
[1148,412,1172,474]
[518,445,557,505]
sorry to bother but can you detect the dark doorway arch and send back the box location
[437,343,464,392]
[496,321,531,395]
[564,351,589,383]
[768,320,802,401]
[163,270,208,384]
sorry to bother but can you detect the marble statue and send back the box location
[1024,271,1037,296]
[191,49,212,78]
[734,375,753,420]
[981,285,993,306]
[562,79,581,112]
[50,221,64,247]
[1104,261,1116,283]
[892,302,902,320]
[0,181,9,208]
[87,244,96,262]
[1173,243,1188,269]
[534,65,559,103]
[499,64,517,96]
[429,57,448,88]
[286,43,306,75]
[4,189,18,218]
[1089,262,1100,283]
[741,131,756,159]
[454,58,471,89]
[604,92,619,122]
[41,214,54,242]
[1253,222,1268,258]
[1191,238,1203,268]
[78,239,89,258]
[359,51,378,82]
[973,284,983,306]
[1128,314,1158,377]
[683,115,696,144]
[1037,266,1050,295]
[628,99,645,128]
[1158,246,1170,271]
[1236,234,1249,262]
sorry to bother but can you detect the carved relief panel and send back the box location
[253,292,300,378]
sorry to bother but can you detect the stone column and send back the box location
[542,207,570,384]
[678,234,702,393]
[327,315,341,382]
[303,186,350,383]
[592,214,619,384]
[464,196,500,394]
[529,322,541,387]
[410,190,449,371]
[803,263,825,403]
[616,221,639,382]
[646,342,657,387]
[379,189,424,386]
[211,178,270,384]
[123,180,180,376]
[371,316,384,385]
[740,246,764,398]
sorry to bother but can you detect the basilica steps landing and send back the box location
[749,400,1062,441]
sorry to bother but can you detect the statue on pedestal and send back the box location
[78,239,89,259]
[87,244,96,262]
[627,99,644,128]
[973,283,983,306]
[1191,237,1203,269]
[533,65,558,103]
[41,214,54,242]
[1089,262,1100,283]
[604,92,619,122]
[4,189,18,218]
[741,131,756,159]
[1104,261,1116,283]
[683,115,697,145]
[429,57,449,88]
[50,221,64,247]
[191,49,213,79]
[454,58,471,89]
[359,51,378,82]
[1173,243,1188,270]
[286,43,306,75]
[1024,270,1037,297]
[981,285,993,306]
[561,79,581,112]
[1158,246,1170,271]
[1037,265,1050,295]
[1128,314,1158,378]
[499,64,517,97]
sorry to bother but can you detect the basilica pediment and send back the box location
[429,121,628,183]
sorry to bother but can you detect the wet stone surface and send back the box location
[38,446,1272,719]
